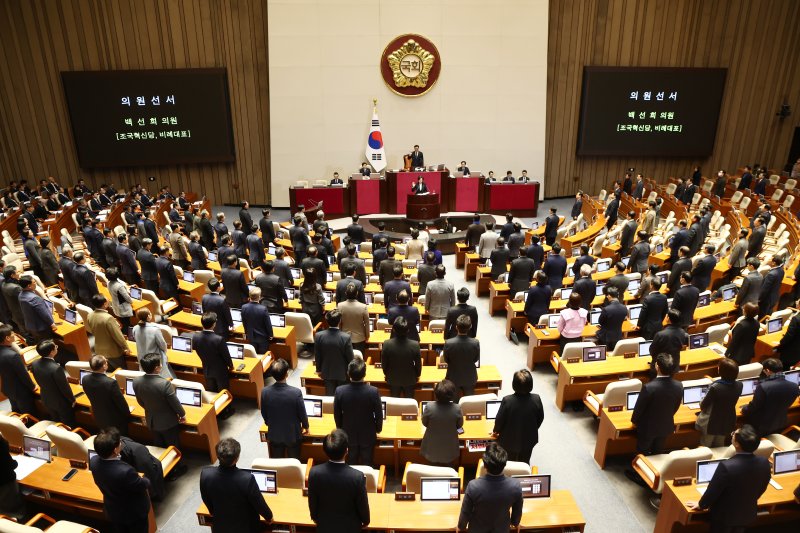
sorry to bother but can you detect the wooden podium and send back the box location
[406,193,440,220]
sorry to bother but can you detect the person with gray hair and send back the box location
[241,286,273,354]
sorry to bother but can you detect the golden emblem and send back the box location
[387,39,436,88]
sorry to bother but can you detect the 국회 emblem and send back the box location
[381,34,441,97]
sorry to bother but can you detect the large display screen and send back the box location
[61,68,235,167]
[577,67,726,157]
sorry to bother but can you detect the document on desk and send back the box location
[14,455,47,480]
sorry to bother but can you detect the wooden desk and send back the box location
[54,320,91,361]
[455,242,469,269]
[197,487,585,532]
[178,279,205,302]
[475,266,497,296]
[654,472,800,533]
[754,325,787,360]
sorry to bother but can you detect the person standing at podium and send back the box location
[410,145,424,168]
[457,161,470,176]
[411,176,429,195]
[359,162,371,176]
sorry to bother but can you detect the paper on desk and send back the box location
[13,455,47,480]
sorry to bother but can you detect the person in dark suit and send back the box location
[571,193,583,219]
[667,246,692,296]
[491,369,544,463]
[631,353,683,455]
[335,264,365,304]
[523,271,553,327]
[72,252,100,306]
[188,231,208,271]
[628,231,651,275]
[202,279,233,338]
[387,290,421,342]
[133,353,186,448]
[411,176,428,194]
[58,248,80,302]
[18,276,55,343]
[383,264,411,309]
[508,252,537,297]
[136,239,159,293]
[712,169,728,197]
[667,220,689,266]
[443,315,480,397]
[142,211,159,244]
[410,145,424,168]
[82,355,131,436]
[571,244,594,277]
[619,211,638,257]
[621,173,633,195]
[752,171,768,195]
[456,161,470,176]
[31,340,75,426]
[116,233,141,286]
[604,262,630,296]
[238,201,253,237]
[649,309,689,374]
[604,195,620,231]
[741,358,800,437]
[758,255,784,317]
[488,237,510,280]
[254,260,288,313]
[735,258,762,307]
[220,255,247,309]
[307,429,370,533]
[345,215,365,244]
[572,264,597,311]
[260,358,308,459]
[686,425,772,532]
[596,287,628,350]
[684,215,703,257]
[200,438,273,533]
[671,272,700,328]
[526,236,545,269]
[775,309,800,369]
[632,174,645,199]
[258,208,276,248]
[0,324,36,416]
[697,358,744,447]
[543,207,559,246]
[542,244,568,290]
[151,246,178,301]
[359,162,371,176]
[458,443,523,533]
[637,278,668,340]
[502,171,515,183]
[193,312,234,394]
[213,213,229,245]
[499,213,515,241]
[100,228,118,270]
[328,171,343,185]
[231,221,246,258]
[334,359,383,466]
[38,236,59,287]
[314,310,354,395]
[381,317,421,398]
[90,429,152,533]
[747,217,766,259]
[726,303,760,365]
[737,165,754,190]
[464,214,485,249]
[241,288,274,355]
[444,287,478,339]
[288,216,309,262]
[506,224,525,259]
[690,245,716,293]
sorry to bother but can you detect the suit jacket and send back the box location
[193,330,233,383]
[638,291,668,339]
[246,233,263,264]
[691,254,717,291]
[314,328,354,381]
[253,272,287,313]
[133,374,185,431]
[82,371,130,433]
[734,271,761,308]
[58,256,79,297]
[241,302,273,348]
[272,259,293,289]
[458,474,523,533]
[335,277,365,304]
[698,453,771,529]
[572,277,597,311]
[619,219,637,256]
[260,382,308,444]
[425,278,456,319]
[101,237,118,267]
[686,222,703,256]
[73,263,100,305]
[188,241,207,270]
[87,309,128,358]
[465,224,485,247]
[571,254,594,277]
[477,232,498,259]
[134,248,156,282]
[1,280,24,329]
[376,258,398,287]
[596,300,628,349]
[758,266,784,312]
[289,225,309,253]
[143,219,159,243]
[417,264,436,293]
[0,345,36,412]
[524,284,552,324]
[259,217,276,245]
[671,284,700,327]
[444,336,480,389]
[155,257,178,295]
[738,172,753,190]
[308,461,370,533]
[725,317,760,365]
[633,181,645,200]
[346,223,365,244]
[605,273,629,296]
[444,303,478,339]
[542,254,567,290]
[605,199,620,225]
[728,238,748,269]
[221,267,248,308]
[334,381,383,446]
[507,232,525,258]
[421,401,463,464]
[631,376,683,441]
[31,357,75,418]
[489,248,510,279]
[202,293,233,336]
[628,241,650,274]
[339,256,367,285]
[741,376,800,436]
[650,325,688,368]
[747,225,766,257]
[508,256,536,295]
[200,465,273,533]
[668,257,692,295]
[239,209,253,236]
[90,456,151,526]
[699,379,743,436]
[669,229,689,260]
[570,199,583,219]
[493,392,544,455]
[753,178,767,196]
[543,215,559,242]
[383,278,411,309]
[387,304,420,342]
[410,150,424,167]
[499,222,515,241]
[776,314,800,368]
[18,290,53,333]
[336,299,369,344]
[381,337,421,387]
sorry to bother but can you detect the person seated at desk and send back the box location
[330,172,343,185]
[686,425,771,532]
[486,170,496,183]
[260,358,308,459]
[517,170,531,183]
[308,429,370,533]
[457,443,523,533]
[411,175,429,195]
[502,171,515,183]
[382,316,422,398]
[421,380,464,466]
[630,353,682,460]
[456,161,470,176]
[741,358,800,437]
[359,162,371,176]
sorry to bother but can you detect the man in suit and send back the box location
[230,221,246,258]
[314,310,354,394]
[87,294,130,371]
[596,287,628,350]
[135,238,159,293]
[507,223,525,259]
[381,316,421,397]
[464,214,485,249]
[618,211,638,257]
[202,279,233,338]
[725,228,749,284]
[388,290,420,342]
[753,172,768,195]
[741,358,799,437]
[573,264,597,311]
[1,266,25,336]
[632,174,645,199]
[544,207,559,246]
[289,216,309,263]
[300,245,326,285]
[542,244,568,290]
[488,237,510,280]
[0,324,37,416]
[444,315,480,396]
[17,276,55,343]
[444,287,478,339]
[499,213,515,241]
[100,228,118,270]
[359,162,371,176]
[340,244,367,285]
[58,247,80,302]
[671,272,700,328]
[337,283,370,354]
[142,211,159,247]
[241,288,273,355]
[571,244,595,277]
[687,424,772,532]
[476,222,498,259]
[133,353,185,448]
[260,358,308,459]
[254,260,288,313]
[334,359,383,466]
[737,165,754,190]
[649,309,689,373]
[456,161,470,175]
[637,278,668,340]
[410,176,428,194]
[371,222,389,250]
[83,355,131,435]
[384,264,411,310]
[115,233,140,286]
[605,194,620,231]
[667,220,689,266]
[691,244,718,291]
[90,429,152,533]
[526,236,545,269]
[758,255,784,317]
[272,247,294,289]
[153,246,179,301]
[377,246,399,287]
[220,254,247,308]
[346,214,365,244]
[259,208,276,247]
[668,246,692,295]
[410,144,424,168]
[238,201,253,237]
[307,429,370,533]
[417,251,437,292]
[684,214,703,257]
[168,224,189,269]
[458,443,523,533]
[747,217,766,258]
[502,171,515,183]
[605,261,630,296]
[570,192,584,220]
[631,353,682,456]
[193,312,234,394]
[507,250,536,296]
[775,310,800,369]
[628,231,651,275]
[196,211,216,251]
[214,213,230,245]
[335,263,365,304]
[31,340,76,426]
[424,265,456,320]
[72,251,100,306]
[246,225,265,271]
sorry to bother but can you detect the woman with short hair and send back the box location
[421,380,463,465]
[491,369,545,462]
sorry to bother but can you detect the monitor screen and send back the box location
[322,291,333,304]
[597,261,611,273]
[285,288,295,300]
[486,400,501,420]
[689,333,708,349]
[267,244,277,255]
[182,271,195,283]
[628,279,640,294]
[626,391,639,410]
[696,459,723,484]
[738,377,759,396]
[125,378,136,396]
[682,385,709,405]
[172,336,192,353]
[79,369,91,384]
[326,271,334,283]
[175,386,202,407]
[639,341,652,357]
[381,400,387,420]
[23,435,51,462]
[88,449,98,462]
[595,284,606,297]
[582,345,607,362]
[208,251,218,262]
[785,369,800,387]
[364,293,373,305]
[655,243,664,254]
[773,449,800,475]
[547,315,560,329]
[65,308,77,324]
[191,301,203,315]
[246,469,278,493]
[226,343,244,360]
[572,247,580,258]
[130,287,143,300]
[590,310,601,325]
[269,313,286,328]
[416,259,424,268]
[304,398,323,417]
[697,294,710,307]
[290,268,301,279]
[420,401,432,415]
[767,318,783,334]
[514,474,551,498]
[230,308,242,325]
[368,318,375,333]
[628,304,642,321]
[657,272,669,284]
[722,287,736,301]
[560,288,573,301]
[420,477,460,501]
[621,256,630,267]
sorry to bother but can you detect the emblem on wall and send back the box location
[381,34,441,97]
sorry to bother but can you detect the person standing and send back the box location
[477,222,498,259]
[337,283,369,354]
[747,217,766,259]
[255,260,289,313]
[628,231,651,275]
[333,359,383,466]
[735,258,762,307]
[31,340,76,426]
[82,355,131,436]
[193,313,234,394]
[543,207,559,246]
[88,294,131,371]
[557,293,588,351]
[421,380,464,466]
[443,316,480,397]
[202,279,233,338]
[726,229,749,284]
[154,246,179,301]
[691,244,718,291]
[0,324,36,416]
[387,290,420,342]
[346,215,365,244]
[741,358,799,437]
[671,272,700,328]
[489,238,510,281]
[631,353,682,455]
[637,278,668,340]
[132,308,174,379]
[444,287,478,339]
[38,236,60,287]
[133,353,186,448]
[507,248,536,296]
[464,215,485,249]
[491,369,544,463]
[596,286,628,350]
[106,267,134,334]
[241,288,273,355]
[221,254,248,308]
[570,193,583,220]
[758,255,784,318]
[696,358,743,447]
[524,271,552,327]
[572,264,596,311]
[314,310,354,394]
[619,211,638,257]
[542,245,568,290]
[381,317,421,398]
[17,276,56,343]
[424,265,456,320]
[260,359,308,459]
[725,303,760,365]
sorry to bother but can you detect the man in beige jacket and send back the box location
[337,283,370,354]
[86,294,130,370]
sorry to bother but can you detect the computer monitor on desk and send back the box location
[246,469,278,494]
[23,435,51,462]
[773,450,800,475]
[689,332,708,349]
[514,474,551,498]
[696,459,723,485]
[582,345,606,362]
[420,477,461,501]
[767,317,783,334]
[486,400,501,420]
[304,398,323,417]
[626,392,639,410]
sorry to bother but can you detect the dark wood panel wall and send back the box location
[546,0,800,197]
[0,0,270,205]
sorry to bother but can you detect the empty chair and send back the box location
[598,189,608,202]
[705,323,730,345]
[428,319,446,332]
[45,425,95,462]
[551,341,596,373]
[665,183,677,196]
[74,304,93,325]
[537,313,559,326]
[631,446,713,494]
[402,462,464,493]
[739,196,751,212]
[295,180,309,188]
[710,439,774,460]
[360,242,372,253]
[0,515,99,533]
[192,270,215,292]
[736,362,763,380]
[250,457,313,489]
[608,337,646,358]
[767,308,794,325]
[583,378,643,416]
[701,181,713,193]
[770,189,784,202]
[284,312,315,348]
[646,191,658,203]
[765,428,800,451]
[383,397,419,416]
[0,414,60,448]
[64,361,91,382]
[769,174,781,186]
[476,458,536,477]
[783,195,795,209]
[373,293,384,305]
[350,464,386,493]
[141,289,178,320]
[729,190,743,205]
[458,393,498,416]
[785,178,797,191]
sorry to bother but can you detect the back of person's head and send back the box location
[486,222,494,231]
[762,357,783,374]
[271,358,290,381]
[746,257,760,269]
[605,286,619,300]
[580,244,589,255]
[535,270,547,285]
[552,244,561,255]
[397,290,410,305]
[580,264,592,278]
[667,308,681,325]
[201,312,217,329]
[345,282,358,300]
[434,379,456,403]
[496,237,505,248]
[457,287,469,303]
[90,355,107,371]
[482,442,509,476]
[36,339,56,357]
[734,424,760,453]
[227,254,238,267]
[411,228,419,239]
[18,275,33,289]
[386,246,396,258]
[531,236,540,245]
[637,230,648,241]
[679,245,690,257]
[105,267,120,282]
[91,294,107,309]
[705,244,716,254]
[322,429,349,461]
[615,262,625,273]
[377,221,385,231]
[435,264,446,278]
[650,278,662,292]
[326,309,342,328]
[647,264,659,276]
[216,438,241,467]
[568,292,582,310]
[680,271,692,284]
[94,428,121,459]
[424,251,435,265]
[343,263,356,277]
[141,352,163,374]
[392,264,403,278]
[679,220,687,228]
[655,353,675,375]
[392,316,409,337]
[742,302,758,318]
[511,369,533,394]
[718,358,739,381]
[347,358,367,381]
[346,244,357,256]
[208,278,220,292]
[456,314,471,335]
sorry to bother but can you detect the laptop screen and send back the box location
[628,279,640,294]
[689,332,709,349]
[290,268,301,279]
[767,317,783,334]
[364,293,373,305]
[230,308,242,325]
[322,291,333,304]
[722,287,737,301]
[125,378,136,396]
[172,336,192,353]
[23,435,51,462]
[626,391,639,410]
[246,469,278,493]
[130,287,142,300]
[326,271,334,283]
[639,341,653,357]
[269,313,286,328]
[304,398,323,417]
[682,384,709,405]
[285,287,295,300]
[696,459,723,484]
[226,343,244,360]
[597,261,611,273]
[739,377,759,396]
[486,400,501,420]
[175,386,202,407]
[621,256,630,267]
[655,243,664,254]
[182,271,195,283]
[420,477,461,501]
[65,308,77,324]
[628,304,642,321]
[595,284,606,297]
[267,244,277,255]
[420,401,432,415]
[514,474,551,498]
[657,271,669,284]
[191,301,203,315]
[785,369,800,387]
[547,315,560,329]
[589,310,601,325]
[79,369,91,384]
[560,287,573,301]
[582,345,606,362]
[208,251,218,262]
[773,449,800,475]
[697,294,710,307]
